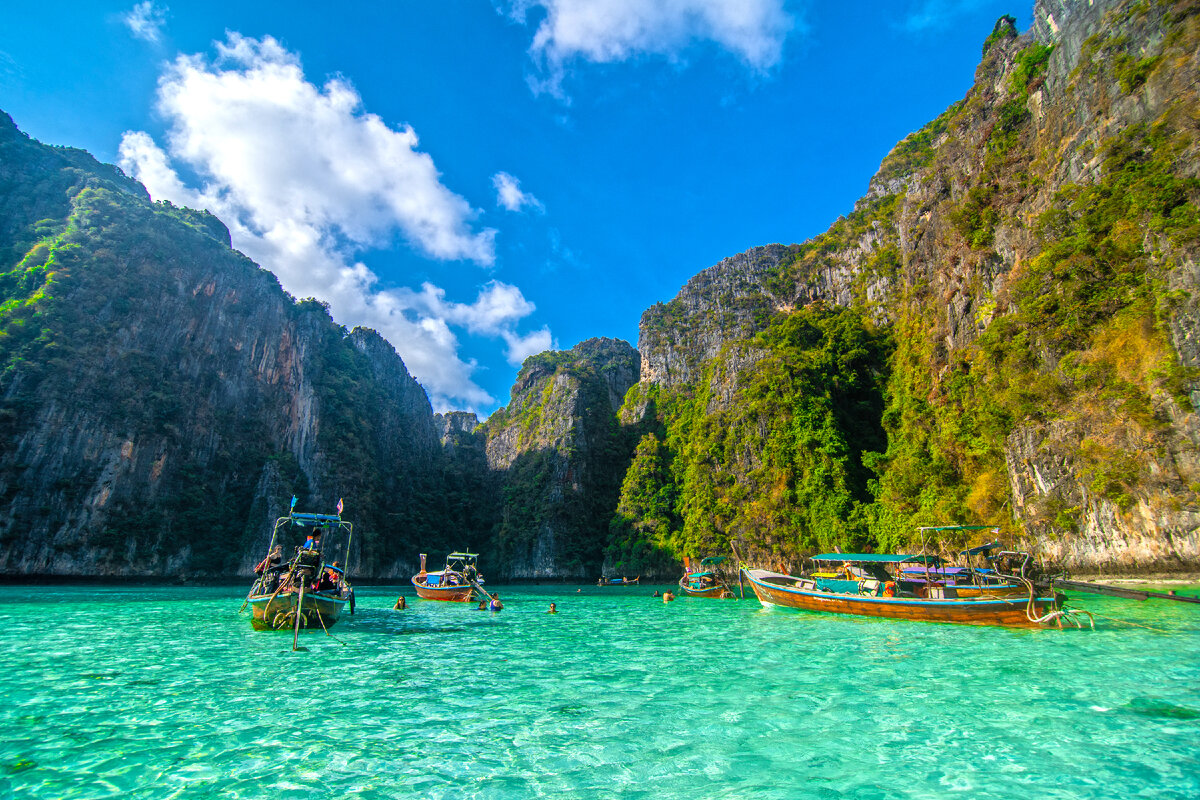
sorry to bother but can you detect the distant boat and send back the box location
[412,552,486,601]
[742,551,1088,627]
[596,575,639,586]
[679,556,735,598]
[243,506,355,648]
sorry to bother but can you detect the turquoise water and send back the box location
[2,584,1199,799]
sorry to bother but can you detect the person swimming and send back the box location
[548,603,557,614]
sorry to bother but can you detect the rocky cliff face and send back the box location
[482,338,639,578]
[0,112,450,577]
[626,0,1200,571]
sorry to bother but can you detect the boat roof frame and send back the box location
[810,553,942,564]
[265,509,355,575]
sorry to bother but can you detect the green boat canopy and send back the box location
[810,553,942,564]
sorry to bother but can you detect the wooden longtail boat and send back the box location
[412,552,487,601]
[742,552,1081,627]
[679,556,735,598]
[244,504,355,648]
[596,575,639,586]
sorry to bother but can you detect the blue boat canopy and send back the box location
[291,513,343,527]
[960,541,1002,555]
[699,556,727,566]
[811,553,942,564]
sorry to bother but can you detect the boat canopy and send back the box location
[960,541,1002,556]
[699,556,727,567]
[901,565,968,574]
[917,525,998,532]
[811,553,942,564]
[446,552,478,560]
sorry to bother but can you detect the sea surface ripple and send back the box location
[1,583,1199,799]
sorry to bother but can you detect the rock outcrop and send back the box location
[482,338,639,578]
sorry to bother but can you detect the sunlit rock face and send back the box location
[629,0,1200,571]
[481,338,639,579]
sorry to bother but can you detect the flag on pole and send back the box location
[336,498,344,515]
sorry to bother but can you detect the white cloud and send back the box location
[493,171,544,213]
[500,0,794,96]
[119,33,548,412]
[501,327,556,366]
[401,281,555,365]
[124,1,167,44]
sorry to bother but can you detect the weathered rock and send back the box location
[482,338,639,579]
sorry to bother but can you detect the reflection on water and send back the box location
[1,583,1199,799]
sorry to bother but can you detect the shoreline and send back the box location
[1068,574,1200,585]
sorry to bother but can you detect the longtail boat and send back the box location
[742,552,1090,628]
[243,502,356,649]
[596,575,639,586]
[412,552,487,601]
[679,556,735,598]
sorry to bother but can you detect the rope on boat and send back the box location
[1006,573,1095,628]
[312,598,347,646]
[259,564,298,622]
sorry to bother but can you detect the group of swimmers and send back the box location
[392,592,505,611]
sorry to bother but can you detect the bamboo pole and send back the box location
[293,581,307,651]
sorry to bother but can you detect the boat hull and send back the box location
[248,590,346,631]
[412,577,476,601]
[678,579,733,598]
[744,570,1056,627]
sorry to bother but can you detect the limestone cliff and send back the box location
[482,338,639,578]
[625,0,1200,572]
[0,112,445,577]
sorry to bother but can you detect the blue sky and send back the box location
[1,1,1031,414]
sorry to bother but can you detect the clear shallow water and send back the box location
[1,583,1199,800]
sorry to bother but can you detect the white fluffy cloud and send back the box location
[493,171,544,213]
[402,281,556,366]
[123,1,167,43]
[501,0,794,95]
[119,34,548,411]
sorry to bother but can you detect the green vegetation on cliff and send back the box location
[485,338,639,577]
[618,1,1200,569]
[613,304,889,567]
